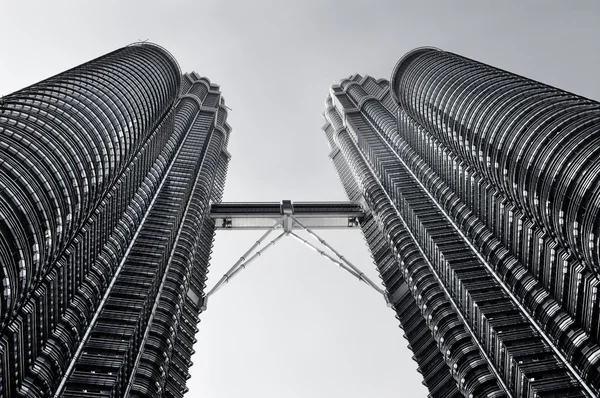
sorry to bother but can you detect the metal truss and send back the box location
[202,213,392,310]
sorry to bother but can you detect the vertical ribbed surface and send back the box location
[0,46,231,398]
[58,75,231,398]
[325,83,506,397]
[391,48,600,286]
[0,44,180,330]
[324,84,461,397]
[128,76,231,398]
[389,48,600,395]
[325,58,600,396]
[0,43,182,398]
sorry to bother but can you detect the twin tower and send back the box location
[0,43,599,397]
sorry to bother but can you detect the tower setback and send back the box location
[324,48,600,397]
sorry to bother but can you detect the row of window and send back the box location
[61,120,207,396]
[359,100,600,395]
[0,44,182,338]
[390,109,600,342]
[395,49,600,282]
[351,85,600,389]
[326,109,507,397]
[381,153,587,396]
[63,88,228,397]
[0,75,192,397]
[131,132,226,397]
[327,93,597,396]
[1,112,182,397]
[359,210,461,397]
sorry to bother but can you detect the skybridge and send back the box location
[210,200,364,230]
[203,200,392,310]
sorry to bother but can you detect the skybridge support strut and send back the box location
[201,216,286,310]
[203,201,393,310]
[289,216,393,306]
[287,231,392,306]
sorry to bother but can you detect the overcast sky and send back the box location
[2,1,600,397]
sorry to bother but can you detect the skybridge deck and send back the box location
[210,200,364,230]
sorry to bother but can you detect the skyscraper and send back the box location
[0,43,231,397]
[3,40,600,398]
[324,47,600,397]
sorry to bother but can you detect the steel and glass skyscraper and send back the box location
[324,48,600,397]
[0,43,231,397]
[3,40,600,398]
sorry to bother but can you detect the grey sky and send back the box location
[2,1,600,397]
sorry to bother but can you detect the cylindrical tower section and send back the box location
[390,48,600,277]
[0,43,181,327]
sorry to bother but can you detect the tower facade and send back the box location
[324,48,600,397]
[0,44,230,397]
